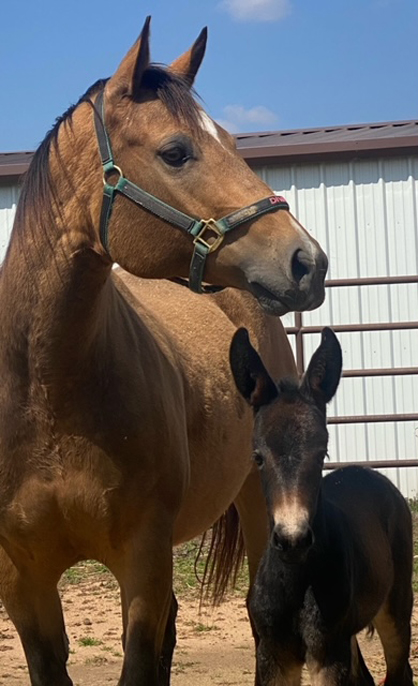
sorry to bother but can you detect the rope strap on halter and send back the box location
[94,89,290,294]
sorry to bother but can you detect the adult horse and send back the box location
[0,18,327,686]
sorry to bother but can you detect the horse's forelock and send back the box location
[140,64,202,133]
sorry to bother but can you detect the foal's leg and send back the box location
[0,548,72,686]
[114,518,174,686]
[307,639,355,686]
[373,598,414,686]
[350,637,374,685]
[257,639,303,685]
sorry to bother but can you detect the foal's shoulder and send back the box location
[322,465,410,524]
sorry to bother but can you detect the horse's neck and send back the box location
[0,228,114,406]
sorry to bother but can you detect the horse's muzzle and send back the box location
[248,247,328,315]
[288,246,328,310]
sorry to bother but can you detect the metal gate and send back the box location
[286,274,418,472]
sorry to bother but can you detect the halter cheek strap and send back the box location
[94,89,290,294]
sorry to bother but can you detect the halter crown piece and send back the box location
[94,90,290,294]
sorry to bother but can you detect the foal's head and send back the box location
[230,327,342,564]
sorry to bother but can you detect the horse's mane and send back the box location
[6,66,201,267]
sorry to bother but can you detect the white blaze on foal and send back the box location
[273,494,309,540]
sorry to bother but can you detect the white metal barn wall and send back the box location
[1,160,418,497]
[0,181,19,261]
[255,156,418,498]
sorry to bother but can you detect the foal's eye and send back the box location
[159,145,190,168]
[253,451,264,468]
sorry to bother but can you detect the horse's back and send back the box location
[323,465,411,533]
[323,466,412,619]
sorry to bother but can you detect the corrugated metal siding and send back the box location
[1,159,417,496]
[0,182,20,261]
[256,156,418,498]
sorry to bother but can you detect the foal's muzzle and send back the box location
[271,523,314,564]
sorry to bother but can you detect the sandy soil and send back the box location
[0,564,416,686]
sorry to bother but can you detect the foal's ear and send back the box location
[107,16,151,99]
[301,327,342,407]
[170,27,208,87]
[230,328,278,410]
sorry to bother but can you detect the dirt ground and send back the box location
[0,561,417,686]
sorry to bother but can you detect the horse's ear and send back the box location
[170,27,207,87]
[230,328,278,411]
[301,327,342,407]
[107,16,151,99]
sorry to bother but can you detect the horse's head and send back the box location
[230,327,342,563]
[86,18,327,314]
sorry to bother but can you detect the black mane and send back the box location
[6,66,201,266]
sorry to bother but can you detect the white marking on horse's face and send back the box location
[273,494,309,540]
[199,111,223,145]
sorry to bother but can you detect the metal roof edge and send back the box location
[1,120,417,176]
[0,164,30,178]
[239,135,418,163]
[234,118,418,140]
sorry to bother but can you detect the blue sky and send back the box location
[1,0,417,152]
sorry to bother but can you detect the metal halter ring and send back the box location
[103,164,123,187]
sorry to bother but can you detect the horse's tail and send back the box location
[198,503,245,606]
[366,623,375,638]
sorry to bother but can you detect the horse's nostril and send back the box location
[272,530,284,551]
[300,527,314,551]
[291,249,313,285]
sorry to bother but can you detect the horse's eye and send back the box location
[159,145,190,168]
[253,451,264,468]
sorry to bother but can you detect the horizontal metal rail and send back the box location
[327,413,418,424]
[286,321,418,335]
[342,367,418,377]
[285,274,418,469]
[325,275,418,287]
[323,459,418,471]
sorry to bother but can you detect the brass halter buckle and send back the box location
[193,218,225,253]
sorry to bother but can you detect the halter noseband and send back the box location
[94,89,290,294]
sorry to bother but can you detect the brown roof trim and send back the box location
[240,137,418,158]
[0,164,29,178]
[243,142,418,167]
[1,120,417,177]
[236,120,418,163]
[0,152,33,178]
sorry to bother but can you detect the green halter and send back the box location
[94,89,290,293]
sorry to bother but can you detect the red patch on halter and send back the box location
[269,195,287,205]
